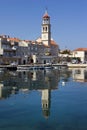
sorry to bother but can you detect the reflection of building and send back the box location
[42,89,51,119]
[0,69,60,118]
[0,83,3,99]
[72,68,87,82]
[0,82,18,99]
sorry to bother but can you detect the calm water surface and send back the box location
[0,68,87,130]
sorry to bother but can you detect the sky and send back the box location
[0,0,87,50]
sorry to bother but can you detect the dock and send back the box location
[1,63,87,71]
[0,63,68,71]
[17,63,68,70]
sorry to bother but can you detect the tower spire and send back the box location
[41,9,51,46]
[45,7,48,14]
[43,8,50,19]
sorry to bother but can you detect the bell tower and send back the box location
[41,10,51,46]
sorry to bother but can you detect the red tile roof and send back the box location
[51,40,58,46]
[43,11,50,19]
[8,38,20,42]
[43,44,50,48]
[74,48,87,51]
[36,37,58,47]
[43,13,50,19]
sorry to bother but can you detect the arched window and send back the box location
[43,27,44,31]
[46,27,47,32]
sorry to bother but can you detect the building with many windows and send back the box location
[0,10,59,65]
[0,35,20,65]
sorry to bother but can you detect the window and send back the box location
[46,27,47,31]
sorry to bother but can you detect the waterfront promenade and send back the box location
[67,63,87,68]
[0,63,67,71]
[0,63,87,71]
[17,63,67,70]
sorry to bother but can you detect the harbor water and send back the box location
[0,68,87,130]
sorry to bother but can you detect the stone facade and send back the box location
[0,11,59,65]
[0,35,19,65]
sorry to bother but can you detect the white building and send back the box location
[0,35,19,65]
[72,48,87,63]
[0,10,59,65]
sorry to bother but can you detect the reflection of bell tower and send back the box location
[41,10,51,46]
[42,89,51,119]
[0,83,3,99]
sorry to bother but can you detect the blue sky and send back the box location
[0,0,87,50]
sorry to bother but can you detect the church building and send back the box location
[0,10,59,65]
[36,10,59,64]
